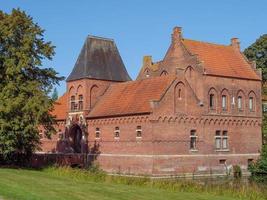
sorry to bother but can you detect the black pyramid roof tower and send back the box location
[67,36,131,82]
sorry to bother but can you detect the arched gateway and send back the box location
[68,124,83,153]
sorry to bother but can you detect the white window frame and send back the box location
[190,130,198,151]
[222,95,227,110]
[249,97,254,112]
[215,130,229,151]
[237,96,242,110]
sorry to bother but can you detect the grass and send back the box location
[0,167,266,200]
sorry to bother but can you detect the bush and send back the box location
[249,145,267,180]
[233,165,242,179]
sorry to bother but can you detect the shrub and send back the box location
[233,165,242,179]
[249,145,267,181]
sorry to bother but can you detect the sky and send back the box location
[1,0,267,95]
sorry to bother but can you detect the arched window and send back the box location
[221,89,229,111]
[90,85,99,109]
[70,95,76,111]
[144,68,150,78]
[210,94,215,109]
[238,96,242,110]
[174,82,185,113]
[248,91,256,112]
[78,95,83,110]
[208,88,217,111]
[160,70,168,76]
[237,90,245,112]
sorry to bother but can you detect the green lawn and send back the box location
[0,168,256,200]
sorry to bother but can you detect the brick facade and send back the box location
[40,27,262,176]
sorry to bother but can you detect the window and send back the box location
[215,131,221,149]
[248,159,254,166]
[136,126,142,138]
[238,96,242,110]
[95,127,100,138]
[219,159,226,165]
[114,127,120,138]
[178,89,181,99]
[222,131,228,149]
[222,95,227,110]
[263,103,267,113]
[209,94,215,109]
[78,95,83,110]
[215,130,228,150]
[70,96,76,111]
[249,97,254,111]
[190,130,197,150]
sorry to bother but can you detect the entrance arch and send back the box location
[69,124,83,153]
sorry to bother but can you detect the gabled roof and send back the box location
[51,93,68,120]
[182,39,260,80]
[67,36,131,82]
[88,75,176,118]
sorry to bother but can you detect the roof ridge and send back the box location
[183,38,231,48]
[113,74,175,86]
[87,35,114,42]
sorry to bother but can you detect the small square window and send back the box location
[219,159,226,165]
[248,159,254,166]
[95,127,100,138]
[114,127,120,138]
[136,126,142,138]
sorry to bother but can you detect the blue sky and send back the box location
[1,0,267,95]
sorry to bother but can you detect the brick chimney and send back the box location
[231,38,240,51]
[172,27,182,43]
[143,55,152,67]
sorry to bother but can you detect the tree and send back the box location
[0,9,64,163]
[52,88,59,100]
[244,34,267,82]
[249,145,267,180]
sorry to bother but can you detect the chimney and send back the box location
[143,55,152,66]
[231,38,240,51]
[172,26,182,43]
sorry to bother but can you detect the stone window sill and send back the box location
[190,149,198,152]
[215,149,230,152]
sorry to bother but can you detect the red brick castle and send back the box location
[40,27,262,176]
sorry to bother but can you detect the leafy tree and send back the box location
[0,9,64,164]
[244,34,267,82]
[249,145,267,181]
[52,88,59,100]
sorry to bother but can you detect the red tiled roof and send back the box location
[182,39,260,80]
[88,75,176,118]
[51,93,68,120]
